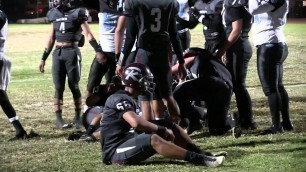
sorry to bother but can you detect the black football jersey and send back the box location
[100,90,140,164]
[223,6,252,39]
[123,0,180,50]
[47,7,88,42]
[194,0,225,40]
[192,50,232,88]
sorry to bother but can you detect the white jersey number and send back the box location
[116,100,132,110]
[150,8,161,32]
[59,22,65,33]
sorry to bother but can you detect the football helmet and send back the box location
[121,63,156,94]
[53,0,81,8]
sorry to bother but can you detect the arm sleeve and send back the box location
[123,0,136,17]
[176,15,198,29]
[169,3,184,63]
[121,17,138,66]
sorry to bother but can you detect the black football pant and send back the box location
[52,46,82,99]
[173,76,232,135]
[178,30,191,51]
[87,52,116,93]
[0,90,16,119]
[257,42,290,126]
[226,38,254,126]
[205,38,224,54]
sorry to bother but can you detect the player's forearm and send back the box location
[115,16,127,54]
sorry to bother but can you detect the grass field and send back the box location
[0,22,306,172]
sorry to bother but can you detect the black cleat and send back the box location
[67,131,84,141]
[55,119,73,129]
[72,117,83,129]
[79,134,97,142]
[8,131,27,141]
[187,120,203,135]
[261,126,284,135]
[281,121,294,131]
[241,121,258,130]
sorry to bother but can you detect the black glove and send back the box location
[189,7,200,20]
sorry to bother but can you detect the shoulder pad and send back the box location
[47,8,63,22]
[67,8,89,21]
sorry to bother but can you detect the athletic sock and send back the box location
[185,143,206,154]
[55,110,63,121]
[11,119,26,136]
[74,109,81,122]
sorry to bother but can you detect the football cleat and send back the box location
[281,121,294,131]
[8,131,27,141]
[202,155,225,168]
[55,119,72,129]
[79,134,97,142]
[261,125,284,135]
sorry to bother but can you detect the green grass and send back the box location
[0,23,306,172]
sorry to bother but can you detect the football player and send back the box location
[173,48,238,136]
[39,0,107,129]
[100,62,226,166]
[0,9,27,140]
[249,0,293,133]
[84,0,126,114]
[214,0,258,130]
[177,0,225,54]
[114,0,187,123]
[79,76,124,142]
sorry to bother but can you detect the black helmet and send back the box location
[121,63,156,93]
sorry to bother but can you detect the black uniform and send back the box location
[47,7,88,100]
[100,90,155,165]
[87,0,124,92]
[173,49,233,135]
[223,4,255,128]
[177,0,225,53]
[123,0,184,99]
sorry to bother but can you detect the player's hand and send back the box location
[96,52,107,64]
[189,7,200,20]
[39,60,45,73]
[164,128,175,142]
[116,65,123,76]
[183,49,196,58]
[178,63,187,81]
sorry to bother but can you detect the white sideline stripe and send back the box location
[116,146,136,153]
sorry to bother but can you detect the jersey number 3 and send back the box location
[151,8,161,32]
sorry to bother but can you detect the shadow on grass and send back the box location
[134,160,186,166]
[216,137,306,149]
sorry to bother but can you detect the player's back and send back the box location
[125,0,179,50]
